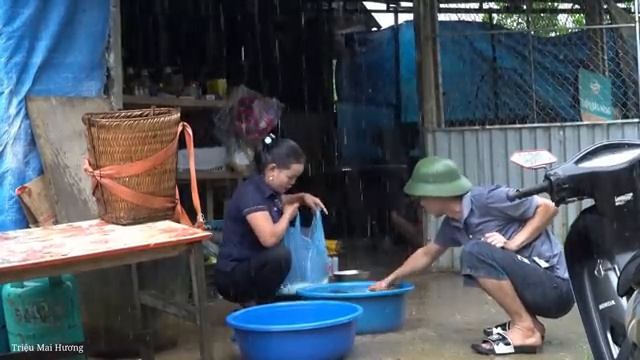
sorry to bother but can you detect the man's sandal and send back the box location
[471,332,542,355]
[483,321,512,337]
[483,321,545,340]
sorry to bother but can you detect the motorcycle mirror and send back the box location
[510,150,557,169]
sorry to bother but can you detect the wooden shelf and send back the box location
[123,95,227,109]
[176,169,247,181]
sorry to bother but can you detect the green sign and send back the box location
[579,69,614,122]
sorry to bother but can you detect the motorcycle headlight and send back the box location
[625,290,640,345]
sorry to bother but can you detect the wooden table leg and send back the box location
[132,264,154,360]
[190,244,213,360]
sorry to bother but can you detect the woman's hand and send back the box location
[302,193,328,214]
[283,202,300,220]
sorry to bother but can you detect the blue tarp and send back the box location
[335,23,417,166]
[336,20,637,165]
[0,0,109,231]
[337,21,636,125]
[335,23,417,124]
[336,103,395,165]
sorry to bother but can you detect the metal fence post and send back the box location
[414,0,443,131]
[526,1,538,123]
[635,0,640,113]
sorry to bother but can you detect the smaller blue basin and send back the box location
[226,301,362,360]
[298,281,415,334]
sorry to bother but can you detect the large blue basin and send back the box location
[226,301,362,360]
[298,281,414,334]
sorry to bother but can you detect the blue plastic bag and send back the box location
[279,210,329,295]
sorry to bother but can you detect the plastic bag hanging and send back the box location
[279,210,330,295]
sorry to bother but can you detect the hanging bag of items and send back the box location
[82,108,204,228]
[211,86,282,174]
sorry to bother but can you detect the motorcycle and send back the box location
[508,140,640,360]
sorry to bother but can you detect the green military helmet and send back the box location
[403,156,472,197]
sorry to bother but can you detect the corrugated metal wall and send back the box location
[425,120,640,271]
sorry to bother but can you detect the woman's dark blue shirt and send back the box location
[216,175,283,271]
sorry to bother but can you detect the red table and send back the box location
[0,220,213,360]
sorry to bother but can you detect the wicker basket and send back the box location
[82,108,181,225]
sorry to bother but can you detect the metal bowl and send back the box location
[332,270,371,282]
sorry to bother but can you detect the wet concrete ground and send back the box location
[98,241,590,360]
[142,271,590,360]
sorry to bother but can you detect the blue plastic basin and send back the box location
[226,301,362,360]
[297,281,414,334]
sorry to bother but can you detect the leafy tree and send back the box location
[482,3,585,36]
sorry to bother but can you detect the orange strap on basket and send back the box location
[84,122,204,229]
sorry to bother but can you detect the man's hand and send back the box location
[483,232,509,249]
[368,278,393,291]
[302,193,328,214]
[506,196,558,252]
[368,243,447,293]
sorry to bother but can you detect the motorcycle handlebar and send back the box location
[506,181,550,201]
